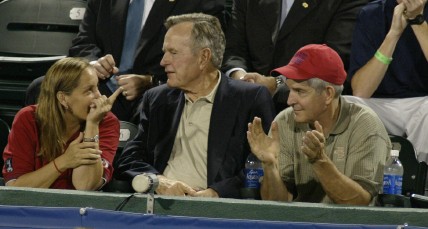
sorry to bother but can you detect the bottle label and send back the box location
[245,168,264,189]
[383,174,403,195]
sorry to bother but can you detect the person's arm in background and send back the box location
[412,20,428,60]
[69,0,103,61]
[221,0,278,95]
[350,3,407,98]
[67,0,121,82]
[408,0,428,60]
[221,0,251,79]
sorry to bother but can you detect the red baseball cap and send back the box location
[272,44,346,85]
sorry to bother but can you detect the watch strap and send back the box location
[407,14,425,25]
[83,134,99,142]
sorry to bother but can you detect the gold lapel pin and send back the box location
[302,2,309,8]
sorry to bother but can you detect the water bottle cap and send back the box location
[391,149,399,157]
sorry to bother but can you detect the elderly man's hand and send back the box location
[155,175,197,196]
[190,188,219,198]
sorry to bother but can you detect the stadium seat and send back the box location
[103,121,138,193]
[0,0,86,126]
[0,0,86,57]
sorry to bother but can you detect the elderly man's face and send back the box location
[286,79,328,123]
[160,22,203,91]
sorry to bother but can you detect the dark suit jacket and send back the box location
[68,0,226,122]
[116,74,275,198]
[222,0,368,75]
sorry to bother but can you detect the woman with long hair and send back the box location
[3,57,122,190]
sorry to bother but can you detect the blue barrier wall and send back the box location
[0,187,428,227]
[0,205,422,229]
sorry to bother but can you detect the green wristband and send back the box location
[374,50,392,65]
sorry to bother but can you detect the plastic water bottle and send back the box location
[383,150,404,195]
[244,153,264,189]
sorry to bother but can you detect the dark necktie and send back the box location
[107,0,145,92]
[280,0,288,29]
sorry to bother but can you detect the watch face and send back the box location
[408,14,425,25]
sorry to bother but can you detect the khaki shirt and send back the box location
[163,73,221,190]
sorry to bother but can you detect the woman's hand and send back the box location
[86,87,122,124]
[57,133,102,170]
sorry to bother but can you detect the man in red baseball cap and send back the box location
[246,44,391,205]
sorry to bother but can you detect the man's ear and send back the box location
[199,48,211,69]
[324,86,335,105]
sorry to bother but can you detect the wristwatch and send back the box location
[407,14,425,25]
[83,134,99,143]
[275,76,285,89]
[276,76,284,88]
[274,75,286,95]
